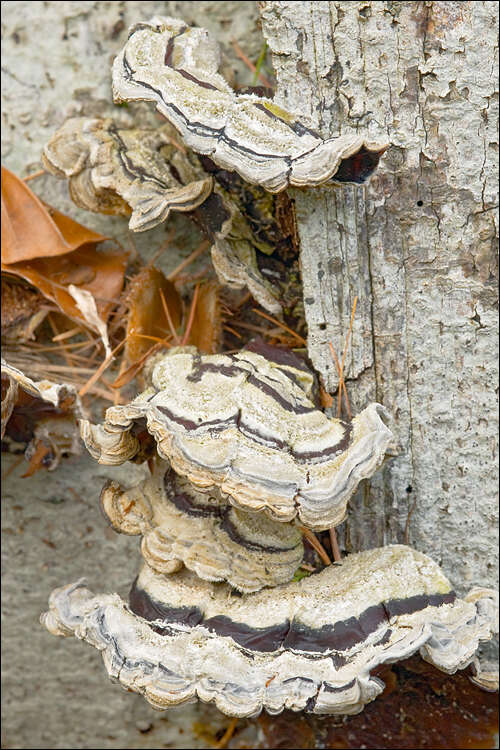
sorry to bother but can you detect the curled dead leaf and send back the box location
[1,166,128,330]
[1,166,106,264]
[67,285,111,358]
[124,266,182,365]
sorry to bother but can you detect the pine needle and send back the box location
[328,295,358,419]
[23,169,45,182]
[214,717,239,749]
[252,308,307,346]
[299,526,331,566]
[329,527,342,562]
[231,39,273,89]
[79,336,127,397]
[159,287,181,345]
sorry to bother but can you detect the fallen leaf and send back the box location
[68,284,111,357]
[2,244,127,325]
[1,166,105,264]
[1,166,128,327]
[125,266,182,364]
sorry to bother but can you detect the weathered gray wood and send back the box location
[293,185,374,391]
[259,1,378,390]
[260,1,499,597]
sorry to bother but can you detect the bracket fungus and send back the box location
[100,461,303,593]
[80,345,393,530]
[31,13,497,727]
[42,117,213,232]
[41,545,498,718]
[1,359,85,470]
[112,17,388,193]
[42,117,283,313]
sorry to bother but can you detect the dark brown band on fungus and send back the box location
[129,580,456,654]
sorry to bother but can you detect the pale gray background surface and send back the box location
[2,2,498,748]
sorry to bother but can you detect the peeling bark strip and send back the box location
[259,1,381,391]
[259,1,499,599]
[294,184,374,391]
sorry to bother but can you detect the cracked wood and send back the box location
[259,1,499,602]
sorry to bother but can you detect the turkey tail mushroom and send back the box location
[41,545,498,718]
[111,17,388,192]
[80,346,393,531]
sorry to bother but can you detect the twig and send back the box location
[299,526,331,566]
[329,527,342,563]
[167,240,210,281]
[252,308,307,346]
[231,39,273,89]
[181,283,200,345]
[214,718,239,750]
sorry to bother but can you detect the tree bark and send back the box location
[259,0,499,594]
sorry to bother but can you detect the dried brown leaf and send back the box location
[187,280,224,354]
[125,266,182,365]
[1,166,106,264]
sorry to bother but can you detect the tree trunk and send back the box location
[259,0,499,594]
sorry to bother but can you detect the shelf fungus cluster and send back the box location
[41,345,499,716]
[80,346,393,530]
[100,462,304,593]
[41,15,391,313]
[36,13,497,722]
[42,117,213,233]
[41,545,498,717]
[42,116,283,312]
[112,17,388,192]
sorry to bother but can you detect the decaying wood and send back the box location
[259,3,379,393]
[259,1,499,595]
